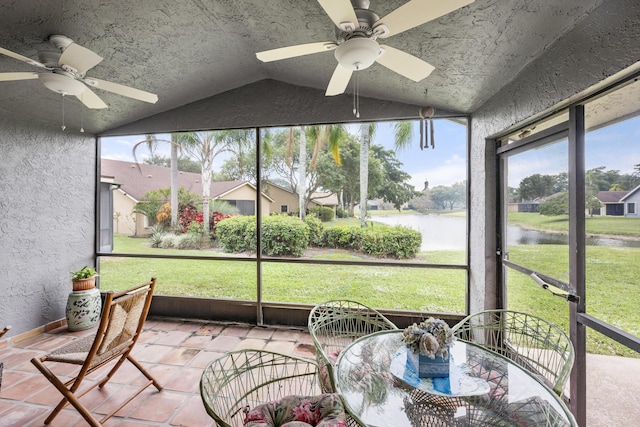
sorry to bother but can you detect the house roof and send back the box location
[263,181,338,207]
[597,191,630,204]
[620,184,640,202]
[310,192,339,207]
[101,159,250,202]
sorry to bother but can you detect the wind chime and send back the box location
[419,105,435,151]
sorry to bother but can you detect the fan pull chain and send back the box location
[353,67,360,118]
[80,93,85,133]
[356,73,360,118]
[419,117,424,150]
[61,92,66,131]
[352,77,356,117]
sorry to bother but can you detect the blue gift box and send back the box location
[406,349,450,378]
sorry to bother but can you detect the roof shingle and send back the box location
[101,159,246,202]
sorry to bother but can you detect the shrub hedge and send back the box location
[216,215,421,259]
[217,215,309,256]
[321,226,362,250]
[216,216,256,253]
[305,215,324,247]
[361,225,421,259]
[261,215,309,256]
[308,206,335,222]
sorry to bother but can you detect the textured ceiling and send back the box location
[0,0,604,134]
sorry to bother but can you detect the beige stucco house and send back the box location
[262,181,339,215]
[102,159,274,236]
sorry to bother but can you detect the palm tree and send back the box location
[358,121,413,227]
[169,134,179,227]
[287,125,344,220]
[178,130,253,234]
[297,127,308,218]
[132,134,180,228]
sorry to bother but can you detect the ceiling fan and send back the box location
[0,34,158,109]
[256,0,474,97]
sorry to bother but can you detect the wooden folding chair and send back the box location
[31,278,161,426]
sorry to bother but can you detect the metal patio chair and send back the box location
[452,309,574,397]
[200,349,355,427]
[308,299,397,393]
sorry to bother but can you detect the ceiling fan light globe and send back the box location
[38,73,85,96]
[334,38,380,71]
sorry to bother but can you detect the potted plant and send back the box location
[402,317,454,378]
[71,266,98,291]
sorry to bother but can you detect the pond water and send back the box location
[371,214,640,251]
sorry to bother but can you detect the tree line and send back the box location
[513,165,640,216]
[137,123,419,234]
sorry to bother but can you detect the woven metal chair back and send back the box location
[200,350,323,427]
[308,299,397,393]
[452,310,574,396]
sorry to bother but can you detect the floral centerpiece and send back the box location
[402,317,454,378]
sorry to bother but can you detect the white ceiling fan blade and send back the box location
[376,45,435,82]
[325,64,353,96]
[0,72,39,82]
[0,47,48,69]
[59,43,103,74]
[84,77,158,104]
[76,88,108,109]
[373,0,474,38]
[317,0,359,31]
[256,41,336,62]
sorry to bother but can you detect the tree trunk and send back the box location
[170,137,179,228]
[359,124,370,228]
[202,166,211,235]
[298,127,307,220]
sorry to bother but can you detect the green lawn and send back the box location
[508,212,640,237]
[100,214,640,358]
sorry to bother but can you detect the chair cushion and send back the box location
[318,351,341,393]
[243,393,347,427]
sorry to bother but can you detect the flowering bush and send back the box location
[156,202,234,236]
[402,317,454,359]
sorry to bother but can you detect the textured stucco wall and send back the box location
[102,79,432,136]
[468,0,640,314]
[0,116,96,337]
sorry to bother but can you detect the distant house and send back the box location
[596,190,630,216]
[620,184,640,218]
[509,192,565,213]
[262,181,338,215]
[101,159,274,236]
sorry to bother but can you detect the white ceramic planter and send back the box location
[65,288,101,331]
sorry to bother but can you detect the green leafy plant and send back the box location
[308,206,335,222]
[71,266,98,280]
[304,215,324,247]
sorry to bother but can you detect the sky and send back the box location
[508,116,640,186]
[101,119,468,191]
[101,114,639,190]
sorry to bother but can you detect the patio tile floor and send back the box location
[0,317,315,427]
[1,317,638,427]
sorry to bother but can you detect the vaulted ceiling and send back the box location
[0,0,606,134]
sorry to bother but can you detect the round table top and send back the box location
[334,329,576,427]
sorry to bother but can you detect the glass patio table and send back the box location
[334,330,576,427]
